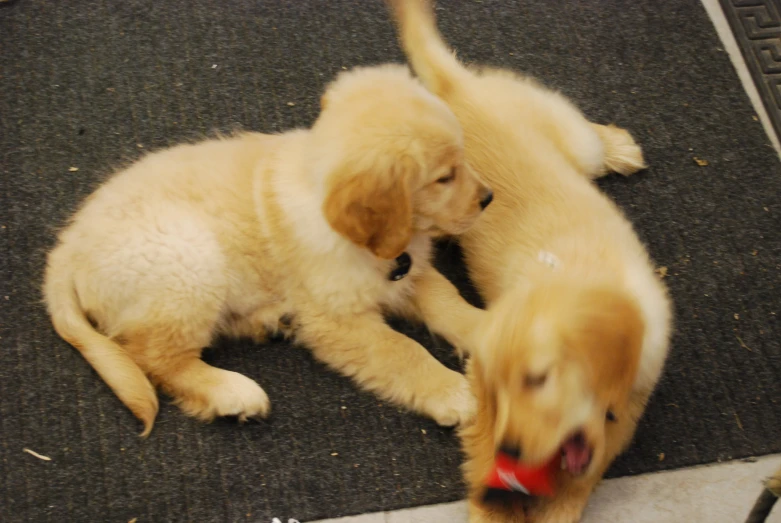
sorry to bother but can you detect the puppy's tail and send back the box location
[43,246,158,437]
[386,0,469,97]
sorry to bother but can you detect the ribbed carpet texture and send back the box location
[1,1,780,521]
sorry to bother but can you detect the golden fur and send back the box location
[386,1,673,521]
[43,64,492,436]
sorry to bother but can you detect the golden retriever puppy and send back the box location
[43,64,494,437]
[386,2,673,522]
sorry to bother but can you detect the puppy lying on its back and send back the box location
[44,64,493,436]
[387,1,672,522]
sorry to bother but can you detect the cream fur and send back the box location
[43,64,492,436]
[387,1,673,521]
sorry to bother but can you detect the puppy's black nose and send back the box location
[498,443,522,460]
[479,190,494,210]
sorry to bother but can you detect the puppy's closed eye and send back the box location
[523,372,548,389]
[436,167,457,184]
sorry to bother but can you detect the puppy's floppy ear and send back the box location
[466,357,505,446]
[570,287,644,396]
[323,157,414,259]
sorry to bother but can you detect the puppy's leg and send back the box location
[297,312,476,426]
[126,331,270,422]
[589,123,647,179]
[222,308,297,342]
[409,267,486,356]
[161,357,270,422]
[222,307,281,343]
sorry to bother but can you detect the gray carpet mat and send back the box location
[1,1,780,521]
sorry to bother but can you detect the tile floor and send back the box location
[312,2,781,521]
[313,455,781,523]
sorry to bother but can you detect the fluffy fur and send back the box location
[43,64,493,437]
[386,2,673,521]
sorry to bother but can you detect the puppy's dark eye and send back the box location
[437,168,457,184]
[524,372,548,389]
[606,409,617,422]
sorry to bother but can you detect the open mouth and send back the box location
[559,430,593,476]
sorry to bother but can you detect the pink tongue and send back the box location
[563,434,591,473]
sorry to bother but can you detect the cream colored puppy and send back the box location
[44,64,493,436]
[387,2,672,522]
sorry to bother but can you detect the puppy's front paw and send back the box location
[422,370,476,427]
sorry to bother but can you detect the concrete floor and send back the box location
[311,2,781,522]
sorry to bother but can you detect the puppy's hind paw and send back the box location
[213,371,271,420]
[177,370,271,422]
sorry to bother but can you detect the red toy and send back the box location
[483,449,557,499]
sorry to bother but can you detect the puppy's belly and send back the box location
[221,291,294,340]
